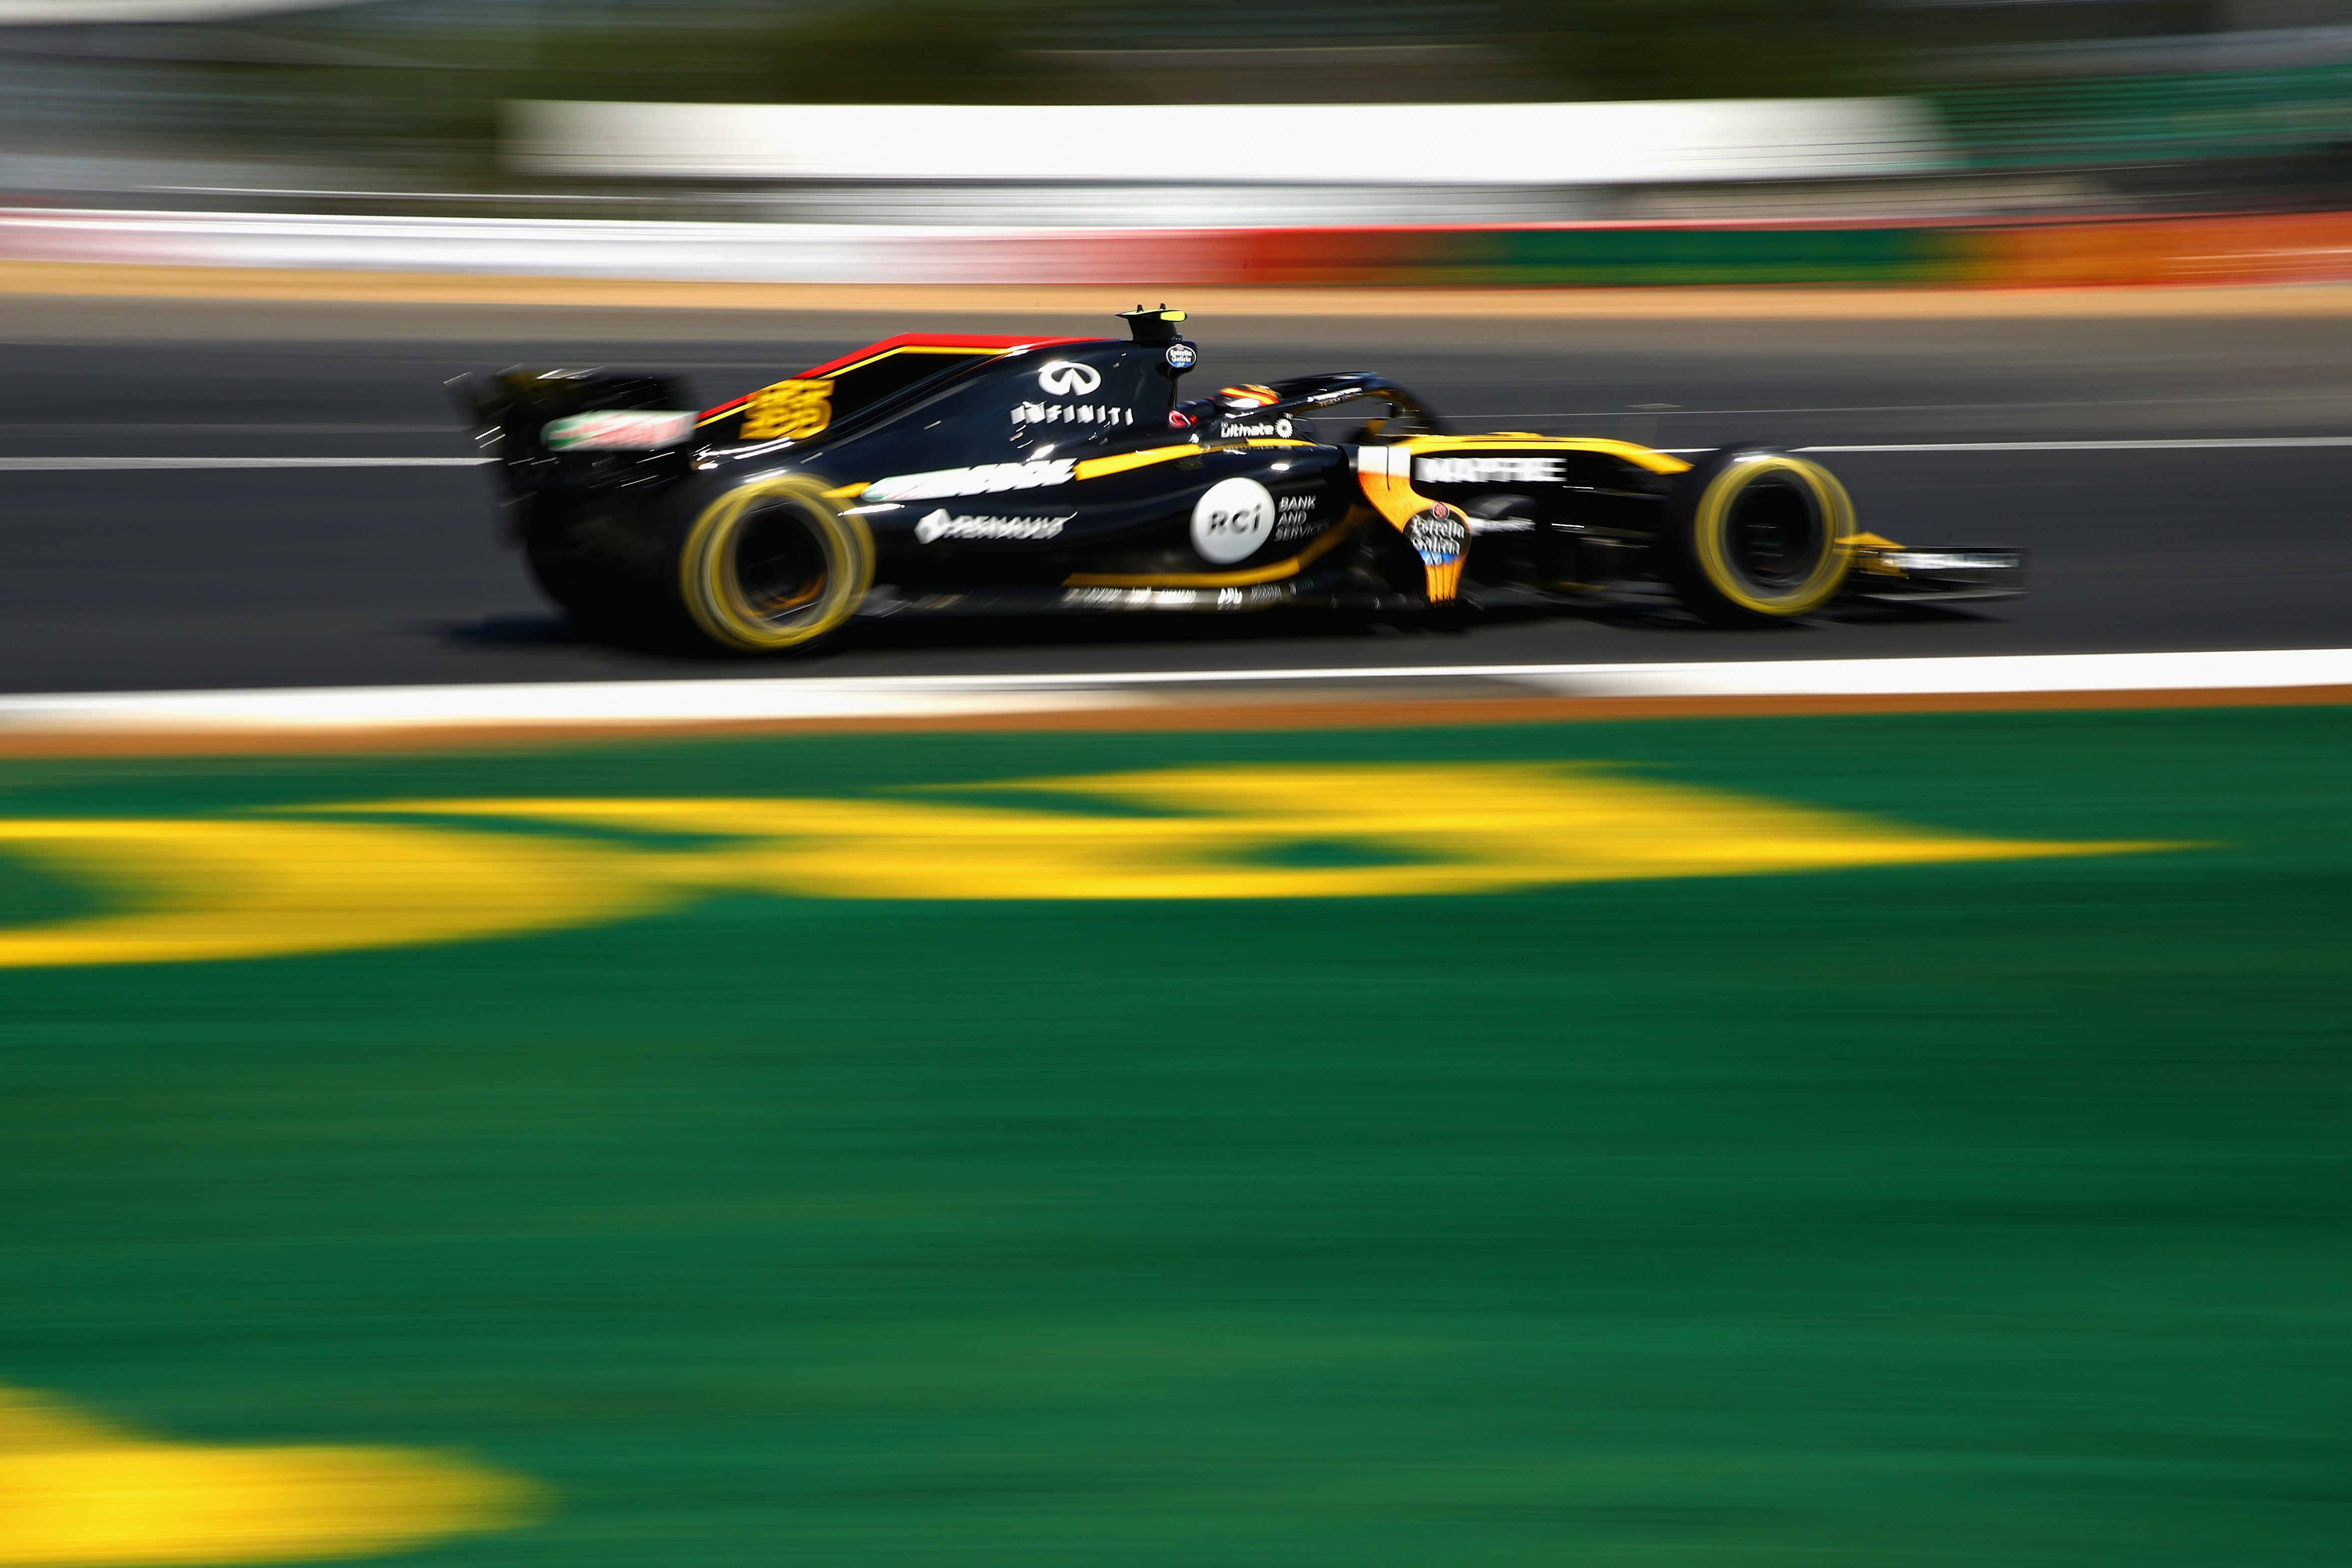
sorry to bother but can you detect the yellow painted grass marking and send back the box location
[0,819,673,968]
[0,764,2171,966]
[0,1386,537,1566]
[424,762,2156,901]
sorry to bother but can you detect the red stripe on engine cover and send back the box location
[794,333,1103,380]
[697,334,1108,419]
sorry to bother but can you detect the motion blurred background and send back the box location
[4,6,2352,1568]
[8,0,2352,241]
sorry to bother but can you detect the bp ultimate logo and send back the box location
[1216,416,1294,439]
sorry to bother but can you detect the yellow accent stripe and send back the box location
[829,345,1001,376]
[1074,444,1200,481]
[1063,516,1360,589]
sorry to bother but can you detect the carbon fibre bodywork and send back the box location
[456,309,2022,651]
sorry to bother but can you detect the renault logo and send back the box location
[1036,360,1102,396]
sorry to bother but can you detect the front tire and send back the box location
[678,475,874,653]
[1661,448,1855,626]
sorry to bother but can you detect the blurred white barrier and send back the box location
[0,0,360,18]
[508,98,1954,185]
[1,651,2346,739]
[0,207,1019,282]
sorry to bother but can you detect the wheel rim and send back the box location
[1724,477,1826,591]
[730,502,831,622]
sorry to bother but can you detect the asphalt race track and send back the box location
[3,295,2348,694]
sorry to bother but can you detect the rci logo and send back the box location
[0,763,2163,968]
[1191,476,1276,564]
[1035,360,1102,396]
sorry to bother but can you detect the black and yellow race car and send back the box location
[456,307,2021,653]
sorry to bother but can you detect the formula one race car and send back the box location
[455,308,2021,653]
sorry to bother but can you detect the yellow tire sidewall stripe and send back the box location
[681,476,875,652]
[1691,456,1855,616]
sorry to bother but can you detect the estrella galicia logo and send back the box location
[1036,360,1102,396]
[1406,505,1468,567]
[1164,343,1197,370]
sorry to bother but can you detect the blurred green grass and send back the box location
[0,707,2346,1565]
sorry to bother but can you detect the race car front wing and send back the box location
[1844,537,2027,605]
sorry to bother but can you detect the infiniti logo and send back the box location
[1036,360,1102,396]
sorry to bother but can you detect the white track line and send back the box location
[0,649,2346,737]
[1,438,2347,471]
[0,457,488,470]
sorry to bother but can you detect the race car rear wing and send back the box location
[449,367,700,495]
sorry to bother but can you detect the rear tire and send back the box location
[1661,448,1855,626]
[519,474,872,654]
[677,475,874,654]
